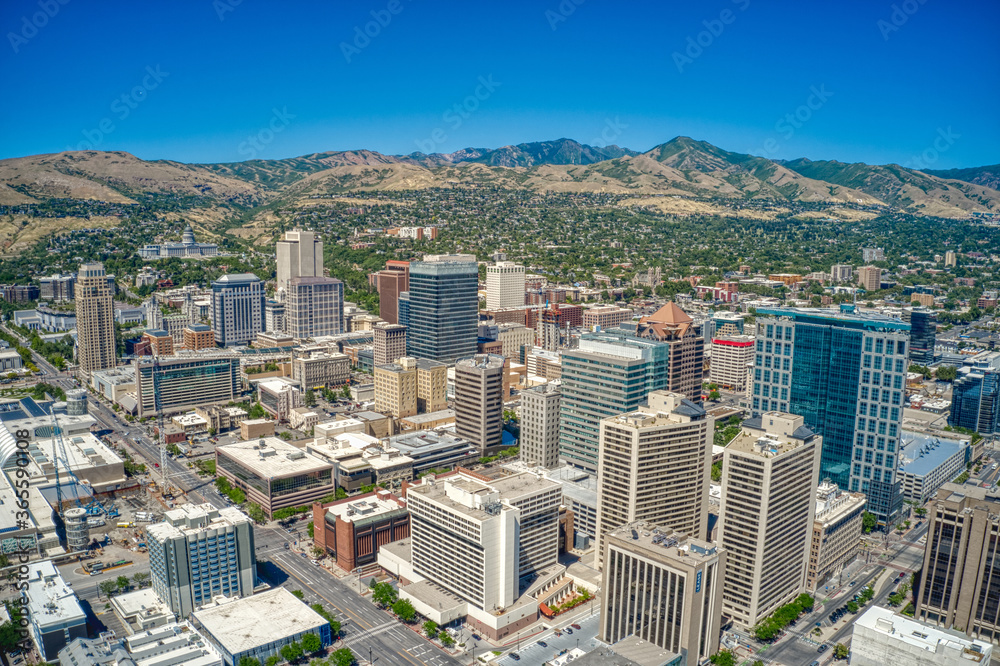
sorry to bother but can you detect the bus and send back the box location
[116,522,134,528]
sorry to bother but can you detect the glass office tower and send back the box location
[949,352,1000,434]
[752,306,910,528]
[903,307,937,365]
[408,256,478,363]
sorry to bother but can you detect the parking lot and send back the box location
[495,613,601,666]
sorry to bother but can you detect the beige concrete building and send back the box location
[276,228,323,298]
[857,265,883,291]
[945,250,957,267]
[415,358,447,413]
[454,354,506,454]
[497,323,534,363]
[710,335,755,392]
[520,381,562,468]
[600,521,725,665]
[718,412,822,629]
[486,261,526,310]
[75,262,116,381]
[910,292,935,307]
[285,276,344,340]
[291,352,350,389]
[915,483,1000,645]
[830,264,853,283]
[373,322,407,367]
[374,358,417,419]
[582,306,633,330]
[240,418,275,440]
[596,391,713,566]
[807,479,866,591]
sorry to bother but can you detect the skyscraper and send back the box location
[486,261,526,310]
[211,273,265,347]
[903,307,937,365]
[915,483,1000,645]
[285,276,344,340]
[75,262,116,381]
[559,331,672,472]
[373,322,407,366]
[520,382,562,468]
[857,265,883,291]
[408,254,478,363]
[375,260,409,325]
[622,302,705,403]
[596,391,712,565]
[950,352,1000,434]
[752,306,909,528]
[147,503,256,618]
[454,354,505,454]
[276,229,323,298]
[718,412,821,629]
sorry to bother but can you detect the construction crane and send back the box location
[50,408,93,518]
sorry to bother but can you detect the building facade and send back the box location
[454,354,506,454]
[718,413,821,629]
[596,392,712,564]
[807,480,866,591]
[135,356,241,417]
[276,229,323,298]
[376,260,409,325]
[285,276,344,340]
[415,358,447,413]
[211,273,266,347]
[75,262,117,381]
[312,491,410,572]
[408,254,479,363]
[903,307,937,365]
[373,322,407,367]
[753,306,909,528]
[950,352,1000,435]
[183,324,216,350]
[146,504,256,618]
[710,335,755,392]
[375,358,417,419]
[486,261,526,310]
[857,265,883,291]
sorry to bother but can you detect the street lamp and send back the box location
[368,646,373,665]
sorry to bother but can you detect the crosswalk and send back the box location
[341,620,398,646]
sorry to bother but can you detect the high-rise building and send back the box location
[408,255,478,363]
[862,247,885,263]
[454,354,505,454]
[497,323,534,363]
[486,261,526,310]
[376,260,409,325]
[285,276,344,340]
[373,322,407,367]
[752,306,909,528]
[831,264,854,283]
[182,324,215,350]
[374,357,417,419]
[945,250,957,267]
[264,299,285,333]
[600,522,724,664]
[718,412,821,629]
[915,483,1000,645]
[211,273,265,347]
[596,391,712,565]
[146,503,256,618]
[415,358,447,413]
[559,331,672,472]
[520,382,562,468]
[623,302,705,402]
[276,229,323,298]
[903,307,937,365]
[75,262,116,381]
[949,352,1000,435]
[807,479,866,591]
[134,356,241,417]
[142,329,174,357]
[710,334,755,392]
[857,265,883,291]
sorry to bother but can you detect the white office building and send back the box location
[851,605,993,666]
[486,261,526,310]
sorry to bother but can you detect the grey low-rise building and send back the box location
[851,606,992,666]
[898,430,970,504]
[386,429,480,473]
[23,560,88,661]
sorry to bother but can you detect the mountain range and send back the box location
[1,137,997,221]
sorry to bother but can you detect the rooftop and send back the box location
[146,503,251,541]
[756,305,911,332]
[193,588,327,654]
[23,560,86,629]
[217,437,332,479]
[855,605,992,662]
[899,430,968,477]
[604,521,720,566]
[325,490,406,524]
[731,412,816,456]
[400,409,456,425]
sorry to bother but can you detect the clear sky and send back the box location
[2,0,997,168]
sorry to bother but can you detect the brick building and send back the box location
[312,490,410,572]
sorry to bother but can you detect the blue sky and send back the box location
[1,0,997,168]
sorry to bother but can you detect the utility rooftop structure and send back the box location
[851,605,993,666]
[22,560,88,660]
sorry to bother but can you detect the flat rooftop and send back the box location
[899,430,968,477]
[326,492,406,524]
[756,305,911,331]
[146,503,250,541]
[193,588,326,654]
[218,437,332,478]
[855,606,992,662]
[605,521,720,566]
[23,561,86,629]
[400,409,456,425]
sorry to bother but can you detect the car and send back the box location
[154,463,159,468]
[571,623,581,630]
[311,559,319,565]
[536,641,547,647]
[849,581,856,586]
[565,628,573,635]
[554,630,562,637]
[818,644,829,653]
[811,661,821,666]
[300,552,307,558]
[510,654,520,661]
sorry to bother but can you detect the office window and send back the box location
[897,341,906,355]
[861,386,869,400]
[874,357,882,370]
[854,448,863,461]
[766,325,774,338]
[782,358,790,371]
[865,338,873,352]
[875,339,884,354]
[875,453,883,466]
[864,450,873,463]
[864,354,872,369]
[766,341,773,354]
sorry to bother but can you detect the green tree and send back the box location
[245,502,268,523]
[330,648,356,666]
[280,641,304,663]
[834,643,849,659]
[440,632,455,647]
[116,575,130,592]
[99,580,117,598]
[372,581,398,607]
[392,598,416,622]
[301,633,322,654]
[266,658,281,666]
[935,365,957,381]
[238,658,261,666]
[424,620,439,639]
[247,402,267,419]
[709,390,721,401]
[307,521,315,538]
[711,461,722,482]
[291,589,305,600]
[132,572,150,587]
[862,511,877,533]
[709,650,737,666]
[847,600,859,613]
[304,389,316,407]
